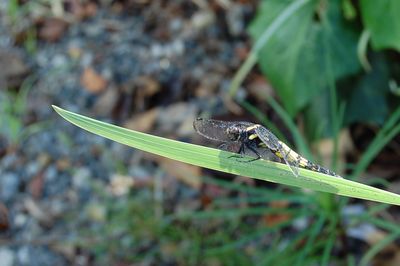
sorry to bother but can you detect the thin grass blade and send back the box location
[53,106,400,206]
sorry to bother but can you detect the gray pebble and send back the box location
[0,172,20,201]
[0,248,15,266]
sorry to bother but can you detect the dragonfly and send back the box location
[193,118,341,178]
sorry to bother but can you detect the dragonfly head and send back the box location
[226,125,246,142]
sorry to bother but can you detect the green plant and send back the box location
[50,1,400,264]
[0,77,45,147]
[238,68,400,266]
[52,106,400,205]
[5,0,63,52]
[230,0,400,139]
[54,105,400,265]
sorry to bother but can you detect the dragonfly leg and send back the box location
[226,141,262,163]
[228,142,261,162]
[218,142,228,150]
[243,142,261,162]
[228,143,245,159]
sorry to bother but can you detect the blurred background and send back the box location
[1,0,400,265]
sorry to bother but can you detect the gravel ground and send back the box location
[0,1,257,265]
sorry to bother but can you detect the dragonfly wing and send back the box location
[193,118,252,142]
[254,126,280,150]
[280,148,299,177]
[255,126,299,177]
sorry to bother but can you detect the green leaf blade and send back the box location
[248,0,360,116]
[53,105,400,206]
[361,0,400,51]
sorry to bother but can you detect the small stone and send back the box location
[14,213,28,228]
[72,167,90,190]
[16,246,29,265]
[52,54,68,68]
[0,248,15,266]
[0,49,30,88]
[25,161,40,178]
[108,174,134,196]
[0,153,18,169]
[0,172,20,201]
[86,204,106,222]
[43,166,58,182]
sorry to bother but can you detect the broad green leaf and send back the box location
[342,0,357,20]
[53,105,400,206]
[248,0,360,116]
[360,0,400,51]
[303,83,337,140]
[345,54,389,124]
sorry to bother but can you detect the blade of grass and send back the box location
[53,105,400,205]
[322,9,346,172]
[212,194,312,206]
[205,219,296,256]
[203,176,313,204]
[339,107,400,209]
[202,175,277,196]
[321,214,339,266]
[169,207,303,221]
[228,0,311,97]
[355,215,400,233]
[321,229,336,266]
[367,204,390,216]
[347,254,357,266]
[360,231,400,266]
[203,175,308,203]
[263,97,311,158]
[266,225,317,265]
[351,108,400,179]
[357,30,372,72]
[258,234,284,265]
[295,214,326,266]
[241,100,289,143]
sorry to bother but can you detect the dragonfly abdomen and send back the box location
[278,141,340,178]
[303,160,339,177]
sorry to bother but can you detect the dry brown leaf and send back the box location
[124,108,159,133]
[365,227,387,244]
[247,74,276,100]
[108,174,134,196]
[93,86,119,116]
[52,242,76,262]
[64,0,97,20]
[38,18,69,42]
[0,203,9,231]
[314,129,353,175]
[29,171,45,199]
[68,46,82,59]
[80,67,108,93]
[56,158,71,171]
[86,204,106,222]
[223,95,243,115]
[84,2,98,18]
[263,200,291,227]
[158,158,202,189]
[0,50,30,89]
[264,213,292,227]
[24,198,53,226]
[372,243,400,266]
[135,76,160,97]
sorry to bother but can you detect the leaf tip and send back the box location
[52,105,62,113]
